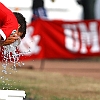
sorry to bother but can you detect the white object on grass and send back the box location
[0,90,26,100]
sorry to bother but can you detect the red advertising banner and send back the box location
[1,18,100,60]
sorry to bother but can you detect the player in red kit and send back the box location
[0,2,26,46]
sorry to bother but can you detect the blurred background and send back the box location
[1,0,100,100]
[0,0,83,23]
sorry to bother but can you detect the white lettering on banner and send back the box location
[64,24,80,52]
[19,26,41,55]
[79,22,99,53]
[63,22,100,54]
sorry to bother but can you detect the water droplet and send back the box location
[3,87,5,89]
[0,77,3,79]
[2,81,5,83]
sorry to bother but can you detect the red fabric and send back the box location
[0,2,18,39]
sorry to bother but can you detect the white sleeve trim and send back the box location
[0,29,6,40]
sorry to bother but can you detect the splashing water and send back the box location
[2,38,31,73]
[1,38,31,89]
[0,39,22,89]
[2,39,22,74]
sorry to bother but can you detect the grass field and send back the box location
[0,60,100,100]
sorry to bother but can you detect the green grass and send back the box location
[0,67,100,100]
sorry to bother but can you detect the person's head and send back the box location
[13,12,26,39]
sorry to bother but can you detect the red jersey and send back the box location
[0,2,18,40]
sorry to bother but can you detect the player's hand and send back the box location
[0,34,20,46]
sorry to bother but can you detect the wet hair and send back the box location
[13,12,26,39]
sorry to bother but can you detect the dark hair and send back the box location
[13,12,26,39]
